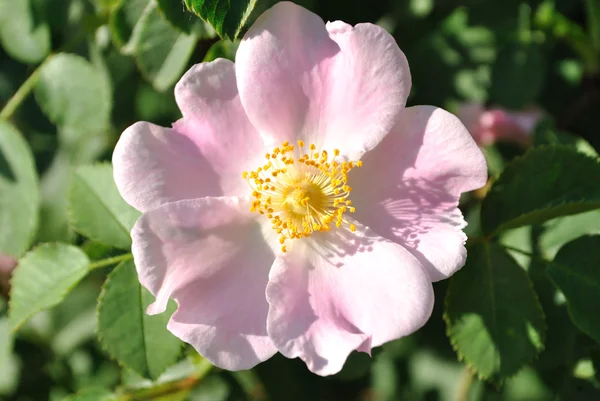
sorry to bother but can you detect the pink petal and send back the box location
[266,222,433,376]
[113,59,264,212]
[235,1,410,159]
[481,108,542,145]
[351,106,487,281]
[131,197,277,370]
[457,103,489,145]
[457,102,543,146]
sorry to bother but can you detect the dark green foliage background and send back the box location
[1,0,600,400]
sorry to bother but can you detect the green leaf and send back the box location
[35,54,112,145]
[0,318,19,394]
[68,164,140,250]
[157,0,196,32]
[9,243,90,331]
[533,119,598,157]
[184,0,258,40]
[481,146,600,235]
[335,351,373,380]
[97,260,181,380]
[133,4,199,91]
[37,152,78,243]
[585,0,600,51]
[109,1,199,91]
[34,55,112,242]
[534,2,598,73]
[444,242,546,382]
[0,122,39,257]
[109,0,150,48]
[203,39,239,62]
[548,236,600,344]
[157,0,217,37]
[0,0,51,64]
[489,41,545,109]
[539,210,600,259]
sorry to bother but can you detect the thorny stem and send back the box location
[116,358,213,400]
[89,253,133,270]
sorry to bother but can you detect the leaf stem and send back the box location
[0,27,88,122]
[89,253,133,270]
[118,358,213,400]
[454,365,475,401]
[0,55,53,121]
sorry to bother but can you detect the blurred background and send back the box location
[1,0,600,400]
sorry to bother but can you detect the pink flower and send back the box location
[113,2,487,375]
[458,103,543,147]
[0,253,17,298]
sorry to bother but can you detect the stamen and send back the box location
[243,140,362,250]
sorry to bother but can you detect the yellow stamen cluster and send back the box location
[243,140,362,253]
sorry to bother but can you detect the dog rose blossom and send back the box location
[458,103,543,146]
[113,2,487,375]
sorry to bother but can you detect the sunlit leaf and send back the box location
[68,164,140,249]
[0,122,39,257]
[9,243,90,330]
[97,260,181,379]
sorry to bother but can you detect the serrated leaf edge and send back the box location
[442,242,547,385]
[184,0,257,40]
[96,260,182,380]
[66,162,134,250]
[482,145,600,236]
[8,242,90,331]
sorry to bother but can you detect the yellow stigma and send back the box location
[242,141,362,252]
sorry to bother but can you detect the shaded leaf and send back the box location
[445,242,546,382]
[109,0,199,91]
[35,54,112,144]
[203,39,239,62]
[0,318,19,394]
[133,4,199,91]
[34,55,112,242]
[489,41,545,109]
[0,0,51,64]
[548,236,600,344]
[481,146,600,235]
[97,260,181,379]
[539,210,600,259]
[68,164,140,249]
[157,0,217,37]
[0,122,39,257]
[9,243,90,330]
[533,119,598,157]
[586,0,600,51]
[109,0,150,48]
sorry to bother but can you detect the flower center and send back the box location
[243,140,362,253]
